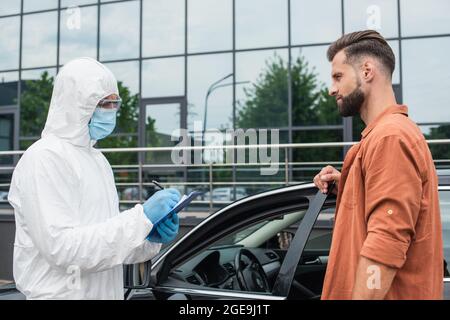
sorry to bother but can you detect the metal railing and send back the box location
[1,139,450,212]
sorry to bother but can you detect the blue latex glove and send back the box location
[147,213,179,243]
[142,188,181,225]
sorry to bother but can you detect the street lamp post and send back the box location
[203,73,233,137]
[203,77,250,143]
[201,73,250,205]
[201,74,232,203]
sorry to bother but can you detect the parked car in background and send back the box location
[0,191,8,202]
[203,187,248,203]
[120,187,149,201]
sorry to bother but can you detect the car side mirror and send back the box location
[123,261,152,289]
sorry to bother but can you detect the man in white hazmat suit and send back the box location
[7,57,181,299]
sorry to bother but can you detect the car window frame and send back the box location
[149,184,334,299]
[271,189,333,297]
[440,185,450,284]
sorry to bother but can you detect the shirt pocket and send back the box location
[340,156,363,210]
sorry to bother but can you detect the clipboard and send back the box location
[148,190,203,237]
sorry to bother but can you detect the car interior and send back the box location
[162,206,335,300]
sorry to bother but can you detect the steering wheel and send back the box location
[234,249,270,293]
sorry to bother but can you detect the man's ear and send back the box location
[362,61,375,82]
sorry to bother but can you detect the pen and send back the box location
[152,180,164,190]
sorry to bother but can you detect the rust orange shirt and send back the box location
[321,105,443,300]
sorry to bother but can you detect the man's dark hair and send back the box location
[327,30,395,78]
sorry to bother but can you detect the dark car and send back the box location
[1,175,450,300]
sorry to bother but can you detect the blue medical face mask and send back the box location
[88,108,117,141]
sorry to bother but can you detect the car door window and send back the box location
[256,206,334,299]
[166,209,307,294]
[304,207,334,251]
[440,190,450,276]
[262,207,334,252]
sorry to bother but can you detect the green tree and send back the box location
[236,55,289,128]
[19,71,54,150]
[236,54,342,129]
[425,125,450,163]
[236,54,345,180]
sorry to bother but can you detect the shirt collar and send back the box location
[361,104,408,139]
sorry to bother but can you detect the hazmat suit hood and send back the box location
[41,57,119,147]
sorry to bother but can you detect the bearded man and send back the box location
[313,30,443,300]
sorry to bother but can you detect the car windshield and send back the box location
[210,210,307,248]
[152,220,271,257]
[212,221,270,246]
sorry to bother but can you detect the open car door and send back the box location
[272,184,335,298]
[133,183,335,300]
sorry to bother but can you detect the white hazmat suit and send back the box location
[8,57,161,299]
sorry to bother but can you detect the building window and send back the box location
[235,0,288,49]
[142,57,185,98]
[100,1,140,61]
[61,0,97,7]
[0,16,20,71]
[291,45,340,127]
[402,37,450,124]
[187,53,233,131]
[387,40,400,85]
[22,12,58,68]
[0,72,19,107]
[344,0,399,38]
[291,0,342,45]
[400,0,450,37]
[142,0,185,57]
[104,60,139,95]
[19,68,57,150]
[0,0,21,16]
[188,0,232,53]
[23,0,58,13]
[59,5,97,64]
[236,49,289,128]
[0,113,15,165]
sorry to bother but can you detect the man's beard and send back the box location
[338,85,365,117]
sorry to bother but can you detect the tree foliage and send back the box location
[19,71,54,149]
[425,125,450,161]
[236,54,343,176]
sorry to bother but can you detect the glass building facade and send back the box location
[0,0,450,203]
